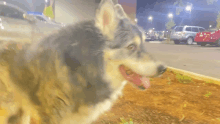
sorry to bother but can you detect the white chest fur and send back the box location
[61,81,127,124]
[89,80,127,123]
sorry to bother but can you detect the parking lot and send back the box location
[145,41,220,79]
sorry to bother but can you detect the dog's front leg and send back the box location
[8,108,30,124]
[21,113,30,124]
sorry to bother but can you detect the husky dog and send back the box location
[0,0,166,123]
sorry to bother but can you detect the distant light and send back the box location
[1,26,4,29]
[45,0,48,2]
[153,28,155,30]
[148,16,153,21]
[168,13,173,18]
[167,31,168,32]
[185,5,192,12]
[3,1,6,5]
[163,31,165,32]
[209,25,212,28]
[135,18,138,22]
[149,30,152,33]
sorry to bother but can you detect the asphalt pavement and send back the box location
[144,41,220,79]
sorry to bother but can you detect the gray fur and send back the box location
[8,20,114,116]
[0,0,166,123]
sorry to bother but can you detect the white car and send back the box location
[0,1,62,43]
[170,25,205,45]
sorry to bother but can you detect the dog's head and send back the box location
[95,0,166,90]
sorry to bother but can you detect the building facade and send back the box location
[55,0,137,24]
[1,0,137,24]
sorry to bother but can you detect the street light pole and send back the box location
[185,4,193,25]
[148,16,153,30]
[167,13,174,40]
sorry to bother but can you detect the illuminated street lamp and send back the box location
[148,16,153,28]
[135,18,138,23]
[168,13,173,19]
[149,30,152,33]
[148,16,153,21]
[209,25,212,28]
[185,6,191,11]
[3,1,6,5]
[185,4,192,12]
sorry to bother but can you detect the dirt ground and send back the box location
[1,70,220,124]
[93,70,220,124]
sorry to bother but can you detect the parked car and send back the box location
[144,31,150,41]
[0,2,61,43]
[155,31,165,41]
[27,11,66,27]
[170,25,205,45]
[147,31,165,41]
[194,28,220,47]
[149,31,156,41]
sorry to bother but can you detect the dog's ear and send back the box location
[95,0,118,40]
[114,4,127,18]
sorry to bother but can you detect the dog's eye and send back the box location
[127,44,136,51]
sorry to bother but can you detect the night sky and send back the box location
[136,0,220,31]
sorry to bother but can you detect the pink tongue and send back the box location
[119,65,151,89]
[141,77,151,89]
[131,75,151,89]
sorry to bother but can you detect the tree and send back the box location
[174,0,219,29]
[207,0,218,4]
[216,12,220,29]
[165,19,176,43]
[166,19,176,31]
[174,0,184,15]
[174,0,218,15]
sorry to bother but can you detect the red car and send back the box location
[194,29,220,47]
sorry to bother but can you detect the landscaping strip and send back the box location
[167,66,220,85]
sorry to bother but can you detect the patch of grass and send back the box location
[175,74,192,84]
[173,71,177,74]
[167,77,171,85]
[119,118,134,124]
[205,81,213,84]
[204,91,212,97]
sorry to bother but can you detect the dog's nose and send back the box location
[157,65,167,74]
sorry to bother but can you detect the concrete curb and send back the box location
[167,66,220,85]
